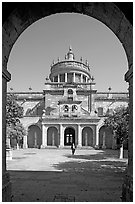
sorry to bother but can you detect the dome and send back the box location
[49,47,92,83]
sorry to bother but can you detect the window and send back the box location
[68,89,73,94]
[54,76,58,82]
[98,107,103,116]
[60,74,65,82]
[67,73,73,83]
[68,97,73,101]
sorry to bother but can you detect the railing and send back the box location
[95,92,129,100]
[44,82,95,90]
[7,92,43,100]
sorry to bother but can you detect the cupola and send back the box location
[66,46,74,60]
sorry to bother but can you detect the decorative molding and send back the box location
[2,68,11,82]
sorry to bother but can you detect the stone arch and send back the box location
[2,2,133,201]
[47,126,59,147]
[27,124,42,148]
[82,127,93,146]
[99,125,113,149]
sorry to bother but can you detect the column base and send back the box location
[77,144,82,148]
[58,145,64,148]
[94,145,99,150]
[41,145,47,149]
[2,171,12,201]
[23,144,28,149]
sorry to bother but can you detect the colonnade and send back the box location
[22,124,117,149]
[53,73,89,83]
[41,124,95,148]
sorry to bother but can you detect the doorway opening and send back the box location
[64,127,75,146]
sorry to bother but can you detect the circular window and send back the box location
[68,89,73,94]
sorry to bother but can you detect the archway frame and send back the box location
[82,126,93,146]
[64,126,76,146]
[27,124,42,148]
[47,126,59,146]
[26,123,41,131]
[2,2,133,202]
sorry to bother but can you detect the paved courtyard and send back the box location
[7,148,128,202]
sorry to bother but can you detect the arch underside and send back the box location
[2,2,133,202]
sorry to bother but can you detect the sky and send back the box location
[7,13,129,92]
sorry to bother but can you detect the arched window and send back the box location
[98,107,103,116]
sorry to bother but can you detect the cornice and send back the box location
[42,117,100,123]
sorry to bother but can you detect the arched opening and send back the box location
[82,127,93,146]
[2,2,132,202]
[27,125,42,148]
[64,127,75,146]
[47,127,58,147]
[99,126,113,149]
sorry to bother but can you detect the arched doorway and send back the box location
[99,126,113,149]
[82,127,93,146]
[47,127,58,147]
[64,127,75,146]
[27,125,42,148]
[2,2,133,201]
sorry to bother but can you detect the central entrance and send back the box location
[64,127,75,146]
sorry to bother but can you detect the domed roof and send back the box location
[49,47,91,80]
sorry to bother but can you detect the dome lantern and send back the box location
[67,46,74,60]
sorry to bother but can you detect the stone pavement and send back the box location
[7,148,128,202]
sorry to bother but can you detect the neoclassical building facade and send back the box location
[9,47,129,150]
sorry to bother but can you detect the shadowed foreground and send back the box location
[7,149,127,202]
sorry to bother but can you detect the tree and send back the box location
[6,94,23,126]
[7,123,26,149]
[6,94,25,149]
[104,105,129,158]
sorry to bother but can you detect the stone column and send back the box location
[65,73,67,82]
[78,125,82,148]
[102,132,106,149]
[23,135,28,148]
[122,65,133,201]
[73,72,75,83]
[81,74,83,83]
[2,66,12,201]
[95,127,99,149]
[58,74,60,83]
[59,124,64,148]
[41,125,47,148]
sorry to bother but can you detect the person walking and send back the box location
[71,143,76,155]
